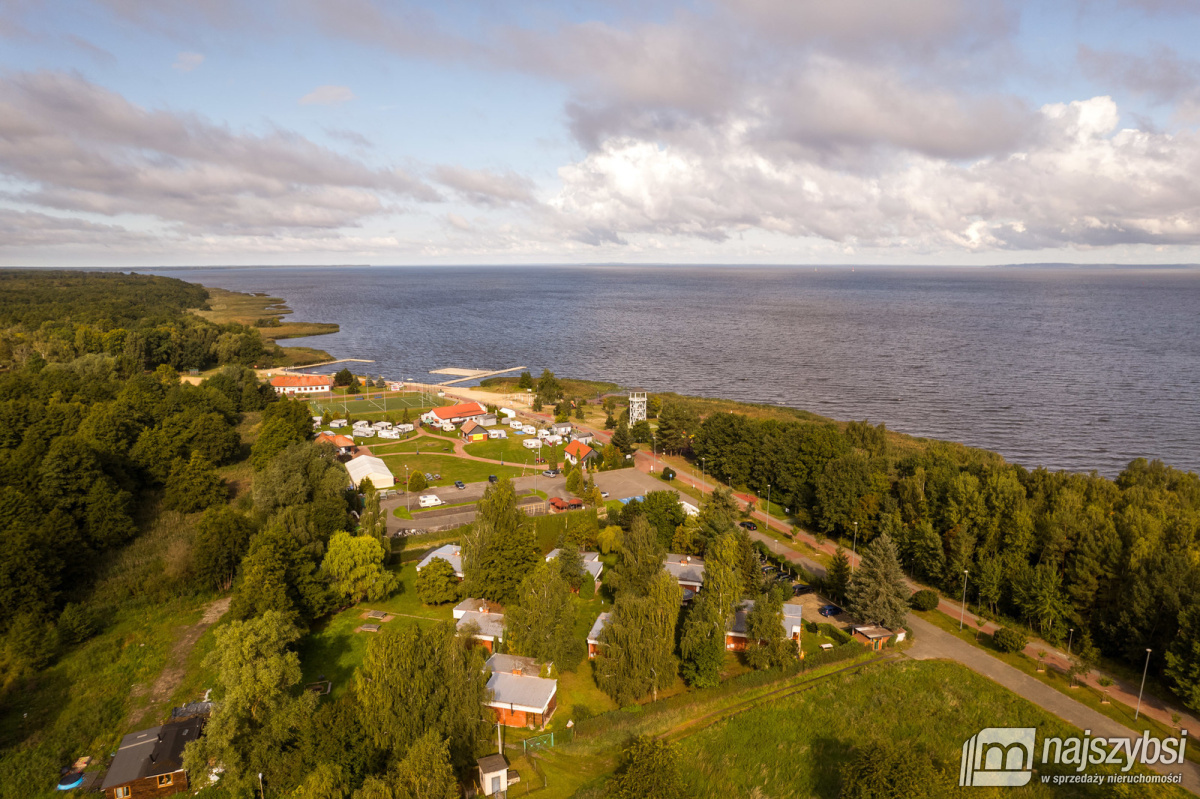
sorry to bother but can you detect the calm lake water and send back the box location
[147,266,1200,477]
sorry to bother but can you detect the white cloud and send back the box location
[299,85,357,106]
[172,51,204,72]
[549,96,1200,251]
[0,71,438,236]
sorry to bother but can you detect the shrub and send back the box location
[993,627,1028,653]
[661,467,676,481]
[909,589,939,611]
[416,557,461,605]
[57,602,103,646]
[408,471,428,492]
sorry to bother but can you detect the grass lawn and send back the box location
[671,659,1189,799]
[378,453,525,488]
[297,564,456,698]
[914,609,1199,764]
[464,437,553,465]
[0,596,214,795]
[370,437,435,455]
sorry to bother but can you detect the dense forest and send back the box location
[687,408,1200,706]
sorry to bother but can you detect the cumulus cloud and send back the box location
[172,51,204,72]
[299,85,356,106]
[0,71,438,235]
[550,97,1200,251]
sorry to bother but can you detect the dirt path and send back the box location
[128,596,230,727]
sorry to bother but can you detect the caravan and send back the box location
[418,494,444,508]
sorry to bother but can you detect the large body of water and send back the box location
[149,266,1200,477]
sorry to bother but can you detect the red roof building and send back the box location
[428,401,488,423]
[564,440,598,467]
[270,374,335,396]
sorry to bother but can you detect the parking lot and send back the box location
[381,473,566,534]
[592,469,675,503]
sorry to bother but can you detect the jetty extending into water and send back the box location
[282,358,375,372]
[433,366,527,386]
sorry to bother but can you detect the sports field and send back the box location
[307,390,442,419]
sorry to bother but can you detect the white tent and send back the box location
[345,455,395,489]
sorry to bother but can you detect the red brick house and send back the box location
[725,600,804,651]
[454,598,505,652]
[484,654,557,728]
[100,717,204,799]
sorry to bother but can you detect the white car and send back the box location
[418,494,444,508]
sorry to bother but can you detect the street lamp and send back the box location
[701,457,706,488]
[765,484,772,534]
[405,465,410,513]
[852,521,859,571]
[1135,649,1152,720]
[959,570,969,630]
[1067,628,1074,658]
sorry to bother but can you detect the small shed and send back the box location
[478,753,509,797]
[851,625,895,651]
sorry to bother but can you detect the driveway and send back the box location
[381,475,565,534]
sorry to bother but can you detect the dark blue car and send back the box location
[818,604,842,617]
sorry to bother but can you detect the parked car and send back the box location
[600,491,609,498]
[424,473,433,481]
[432,473,441,480]
[818,604,842,617]
[488,475,498,483]
[454,480,466,490]
[739,521,758,531]
[543,469,560,477]
[792,583,814,596]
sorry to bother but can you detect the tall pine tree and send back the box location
[845,533,909,628]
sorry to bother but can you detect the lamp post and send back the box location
[1067,628,1074,658]
[405,465,410,513]
[852,521,859,571]
[765,484,772,534]
[701,457,706,490]
[1135,649,1152,721]
[959,570,969,630]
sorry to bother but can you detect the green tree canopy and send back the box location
[505,559,586,670]
[596,569,681,705]
[846,533,909,629]
[163,451,227,513]
[322,532,398,605]
[416,557,461,605]
[182,611,317,793]
[354,622,489,769]
[605,736,685,799]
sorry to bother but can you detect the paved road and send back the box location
[908,615,1200,794]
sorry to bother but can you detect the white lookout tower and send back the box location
[628,391,647,425]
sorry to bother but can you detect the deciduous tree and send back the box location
[322,532,398,605]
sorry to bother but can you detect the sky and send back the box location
[2,0,1200,266]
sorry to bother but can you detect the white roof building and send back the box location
[416,544,463,578]
[345,455,394,489]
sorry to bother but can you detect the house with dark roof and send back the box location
[663,553,705,593]
[484,653,557,729]
[100,717,203,799]
[545,549,603,583]
[460,420,489,443]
